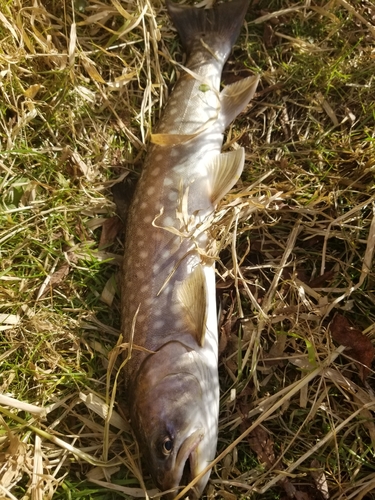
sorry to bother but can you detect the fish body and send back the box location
[121,0,259,497]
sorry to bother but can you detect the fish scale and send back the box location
[120,0,259,497]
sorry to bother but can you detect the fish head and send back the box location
[130,341,218,498]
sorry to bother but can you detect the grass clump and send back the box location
[1,0,375,499]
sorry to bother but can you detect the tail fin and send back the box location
[166,0,250,61]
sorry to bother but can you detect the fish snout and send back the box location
[159,428,206,498]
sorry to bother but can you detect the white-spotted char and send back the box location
[121,0,259,497]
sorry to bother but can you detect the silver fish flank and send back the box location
[121,0,259,497]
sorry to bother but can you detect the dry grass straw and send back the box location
[0,0,375,498]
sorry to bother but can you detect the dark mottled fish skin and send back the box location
[120,0,259,497]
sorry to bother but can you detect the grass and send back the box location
[1,0,375,499]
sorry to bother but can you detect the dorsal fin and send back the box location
[207,149,245,205]
[176,264,207,347]
[219,75,260,129]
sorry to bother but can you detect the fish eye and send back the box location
[162,436,173,455]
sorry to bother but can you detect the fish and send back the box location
[121,0,259,497]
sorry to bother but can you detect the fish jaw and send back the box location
[157,428,214,500]
[161,428,205,499]
[129,341,219,498]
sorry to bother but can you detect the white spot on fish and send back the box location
[153,232,163,242]
[171,303,181,314]
[164,178,173,187]
[137,314,146,323]
[169,108,178,116]
[155,154,163,161]
[154,319,164,329]
[170,149,179,158]
[151,167,160,176]
[136,270,145,279]
[140,284,149,293]
[140,250,148,259]
[163,216,174,227]
[172,165,185,175]
[140,202,148,210]
[147,186,155,196]
[143,215,152,224]
[162,249,171,260]
[168,191,178,202]
[145,298,154,306]
[153,263,161,273]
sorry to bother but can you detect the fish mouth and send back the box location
[163,428,204,498]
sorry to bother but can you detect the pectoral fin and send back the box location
[177,264,207,347]
[207,148,245,205]
[219,75,260,129]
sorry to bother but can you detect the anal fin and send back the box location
[219,75,260,129]
[207,148,245,205]
[176,264,207,347]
